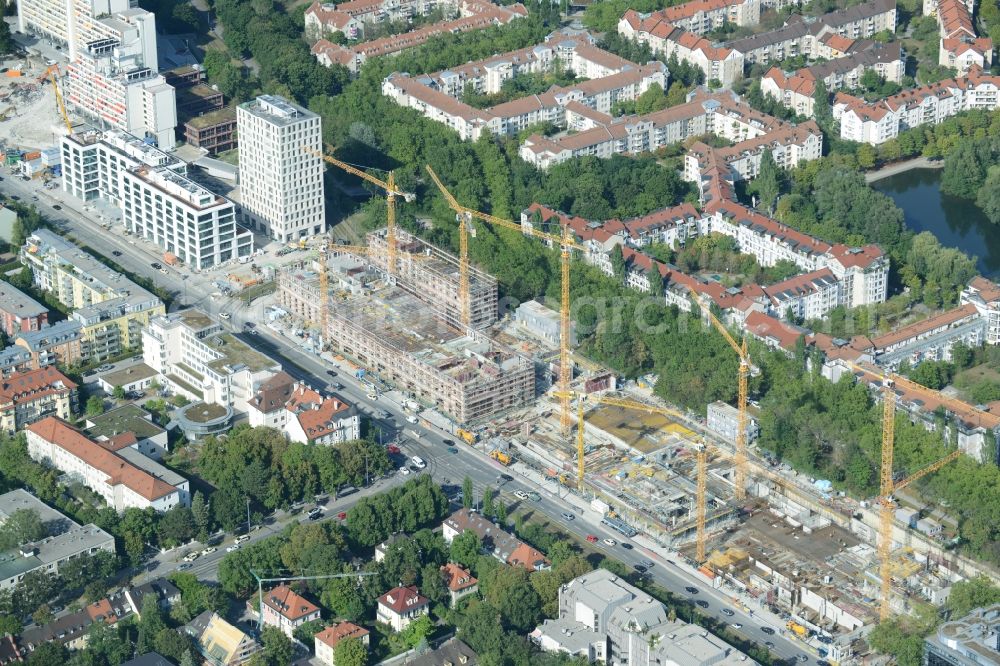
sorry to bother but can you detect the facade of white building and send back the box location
[237,95,325,242]
[142,310,282,414]
[15,0,148,60]
[246,372,361,444]
[26,417,187,512]
[120,166,253,270]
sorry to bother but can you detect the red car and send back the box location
[586,535,598,543]
[337,512,347,520]
[387,445,401,454]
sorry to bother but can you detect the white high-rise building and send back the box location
[121,167,253,270]
[16,0,149,62]
[237,95,326,242]
[65,11,177,150]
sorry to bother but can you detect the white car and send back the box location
[602,538,617,547]
[226,544,241,553]
[235,534,251,544]
[514,490,528,500]
[399,466,411,475]
[406,415,418,424]
[200,547,217,556]
[411,456,427,469]
[219,312,231,320]
[182,552,199,562]
[366,393,378,400]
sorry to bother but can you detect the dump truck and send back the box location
[457,428,476,445]
[786,621,809,638]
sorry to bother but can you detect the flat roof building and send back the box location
[924,604,1000,666]
[0,281,48,337]
[185,108,238,155]
[0,489,115,591]
[237,95,325,242]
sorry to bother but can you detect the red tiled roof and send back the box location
[828,243,884,269]
[263,585,320,622]
[744,311,808,350]
[315,622,369,649]
[507,542,550,570]
[440,563,478,592]
[377,586,429,614]
[26,417,177,501]
[0,366,76,406]
[870,303,980,350]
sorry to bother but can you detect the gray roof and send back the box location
[0,281,46,320]
[86,403,166,440]
[534,617,604,654]
[122,654,176,666]
[15,320,83,350]
[0,345,30,370]
[116,447,186,489]
[407,638,479,666]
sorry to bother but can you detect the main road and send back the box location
[1,175,814,665]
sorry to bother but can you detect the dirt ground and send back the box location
[0,59,70,152]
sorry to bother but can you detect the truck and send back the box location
[490,449,513,466]
[457,428,477,445]
[163,251,179,266]
[786,621,809,638]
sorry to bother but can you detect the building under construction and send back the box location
[365,229,498,330]
[277,240,533,424]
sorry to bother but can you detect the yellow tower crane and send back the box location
[37,64,72,134]
[426,165,586,433]
[304,146,415,276]
[843,361,962,620]
[693,294,757,501]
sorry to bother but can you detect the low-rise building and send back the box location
[314,622,370,666]
[923,604,1000,665]
[0,282,47,337]
[184,108,238,154]
[96,362,160,395]
[442,509,550,570]
[707,400,759,445]
[142,309,282,413]
[441,562,479,607]
[377,585,430,631]
[13,320,85,369]
[246,372,361,445]
[17,591,132,654]
[408,638,479,666]
[0,366,77,435]
[184,611,260,665]
[0,346,33,377]
[85,403,169,460]
[260,585,321,638]
[962,276,1000,344]
[866,303,985,370]
[25,417,188,512]
[532,569,755,665]
[70,293,166,362]
[0,489,115,592]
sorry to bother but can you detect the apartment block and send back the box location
[61,129,185,205]
[121,166,253,270]
[246,372,361,445]
[381,32,667,141]
[834,67,1000,144]
[260,585,321,638]
[0,347,33,378]
[0,281,48,337]
[184,108,238,155]
[65,15,177,150]
[629,0,761,36]
[70,292,167,362]
[142,309,282,413]
[0,366,78,435]
[761,42,904,117]
[863,303,986,370]
[366,229,498,330]
[26,416,188,512]
[936,0,993,73]
[310,0,527,75]
[15,0,150,61]
[707,400,760,444]
[0,489,115,591]
[532,569,753,665]
[278,269,533,424]
[237,95,325,242]
[14,320,85,369]
[764,269,841,320]
[962,277,1000,344]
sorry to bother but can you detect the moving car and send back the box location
[200,547,216,556]
[633,564,647,573]
[602,538,617,546]
[731,623,742,629]
[406,415,418,424]
[337,512,347,520]
[219,312,231,320]
[178,563,193,570]
[619,542,633,550]
[112,250,122,256]
[721,608,734,616]
[226,544,241,553]
[514,490,528,500]
[527,491,541,501]
[399,466,411,475]
[696,600,710,609]
[561,512,575,521]
[151,262,162,270]
[685,587,698,594]
[761,627,775,635]
[586,535,598,543]
[411,456,426,469]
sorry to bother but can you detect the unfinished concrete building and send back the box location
[366,229,498,330]
[278,259,533,424]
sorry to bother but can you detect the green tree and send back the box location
[482,565,542,632]
[634,83,669,115]
[647,266,664,297]
[977,166,1000,224]
[154,627,195,663]
[27,642,67,666]
[941,138,992,199]
[191,491,212,541]
[609,244,626,281]
[112,386,125,400]
[813,79,832,129]
[85,395,105,416]
[137,593,167,655]
[450,530,483,569]
[0,20,15,57]
[333,636,368,666]
[0,508,46,550]
[947,576,1000,617]
[868,620,926,666]
[747,151,781,212]
[0,615,20,635]
[462,476,473,510]
[421,563,448,606]
[254,626,294,666]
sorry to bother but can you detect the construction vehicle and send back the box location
[457,428,477,445]
[786,621,809,638]
[37,64,72,134]
[693,294,758,502]
[490,449,513,466]
[427,165,586,434]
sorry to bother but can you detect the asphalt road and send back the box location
[0,175,816,665]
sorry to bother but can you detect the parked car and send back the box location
[178,563,193,570]
[151,262,162,270]
[336,512,347,520]
[182,552,199,562]
[633,564,647,573]
[399,466,411,475]
[411,456,426,469]
[696,600,710,609]
[527,491,541,501]
[619,542,633,550]
[514,490,528,500]
[685,587,698,594]
[200,547,217,556]
[219,312,231,320]
[226,544,240,553]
